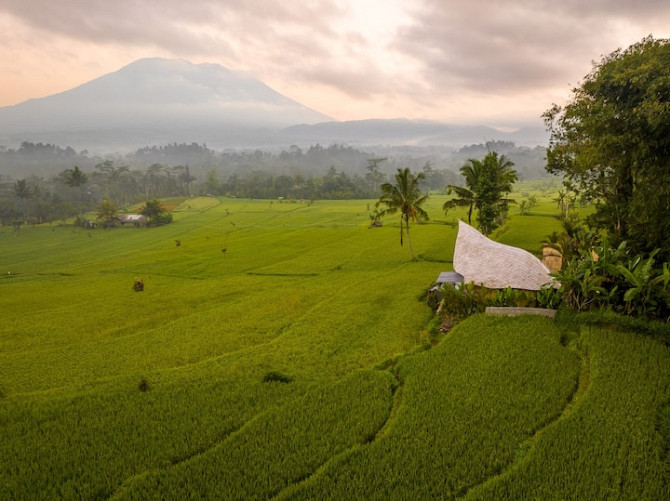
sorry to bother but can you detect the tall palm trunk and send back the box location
[404,214,415,260]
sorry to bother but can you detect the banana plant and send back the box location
[554,258,609,311]
[614,249,667,317]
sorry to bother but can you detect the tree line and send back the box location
[0,154,454,226]
[0,162,195,226]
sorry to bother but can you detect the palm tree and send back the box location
[62,166,88,211]
[443,152,517,234]
[63,166,88,192]
[365,157,387,193]
[14,179,32,223]
[490,152,517,194]
[376,168,429,260]
[442,158,483,224]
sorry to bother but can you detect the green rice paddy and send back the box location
[1,193,668,499]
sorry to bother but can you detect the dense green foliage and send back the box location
[434,282,561,321]
[141,198,172,226]
[544,36,670,261]
[1,194,668,499]
[96,198,119,228]
[553,239,670,321]
[0,139,550,226]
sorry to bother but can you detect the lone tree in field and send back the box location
[141,198,166,226]
[96,199,118,229]
[376,167,429,260]
[443,151,517,234]
[544,36,670,261]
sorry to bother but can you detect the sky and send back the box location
[1,0,669,130]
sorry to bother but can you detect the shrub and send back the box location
[437,281,492,318]
[435,282,561,321]
[138,378,150,392]
[536,285,562,309]
[491,286,535,307]
[152,211,173,226]
[552,239,670,321]
[262,371,293,384]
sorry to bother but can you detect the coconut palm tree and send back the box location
[63,166,88,194]
[62,166,89,213]
[443,152,517,233]
[376,168,429,260]
[13,179,32,223]
[443,157,483,224]
[490,152,517,194]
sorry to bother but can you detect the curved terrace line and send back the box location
[459,342,591,498]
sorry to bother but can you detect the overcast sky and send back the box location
[1,0,668,129]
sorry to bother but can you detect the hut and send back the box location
[117,214,147,227]
[436,271,464,286]
[429,271,464,295]
[452,221,556,291]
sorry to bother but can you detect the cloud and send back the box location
[1,0,669,125]
[393,0,670,96]
[1,1,346,57]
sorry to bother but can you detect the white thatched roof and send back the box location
[118,214,146,223]
[453,221,554,291]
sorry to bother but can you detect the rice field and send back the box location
[1,194,668,499]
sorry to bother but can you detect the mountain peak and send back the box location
[0,58,333,149]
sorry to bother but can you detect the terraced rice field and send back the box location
[1,195,667,499]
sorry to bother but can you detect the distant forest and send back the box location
[0,140,548,225]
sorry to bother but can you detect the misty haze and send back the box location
[1,1,669,498]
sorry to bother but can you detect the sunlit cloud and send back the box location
[1,0,668,128]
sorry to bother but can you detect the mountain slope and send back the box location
[281,119,549,148]
[0,58,333,149]
[0,58,549,151]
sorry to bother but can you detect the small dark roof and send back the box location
[436,271,464,284]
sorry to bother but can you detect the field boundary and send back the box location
[485,307,557,318]
[460,339,590,497]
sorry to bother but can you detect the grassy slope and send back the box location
[1,193,668,499]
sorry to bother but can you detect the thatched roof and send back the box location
[453,221,555,291]
[118,214,146,223]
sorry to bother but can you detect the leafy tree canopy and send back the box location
[96,199,118,228]
[544,36,670,260]
[141,198,164,217]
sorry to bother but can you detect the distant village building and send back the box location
[117,214,147,227]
